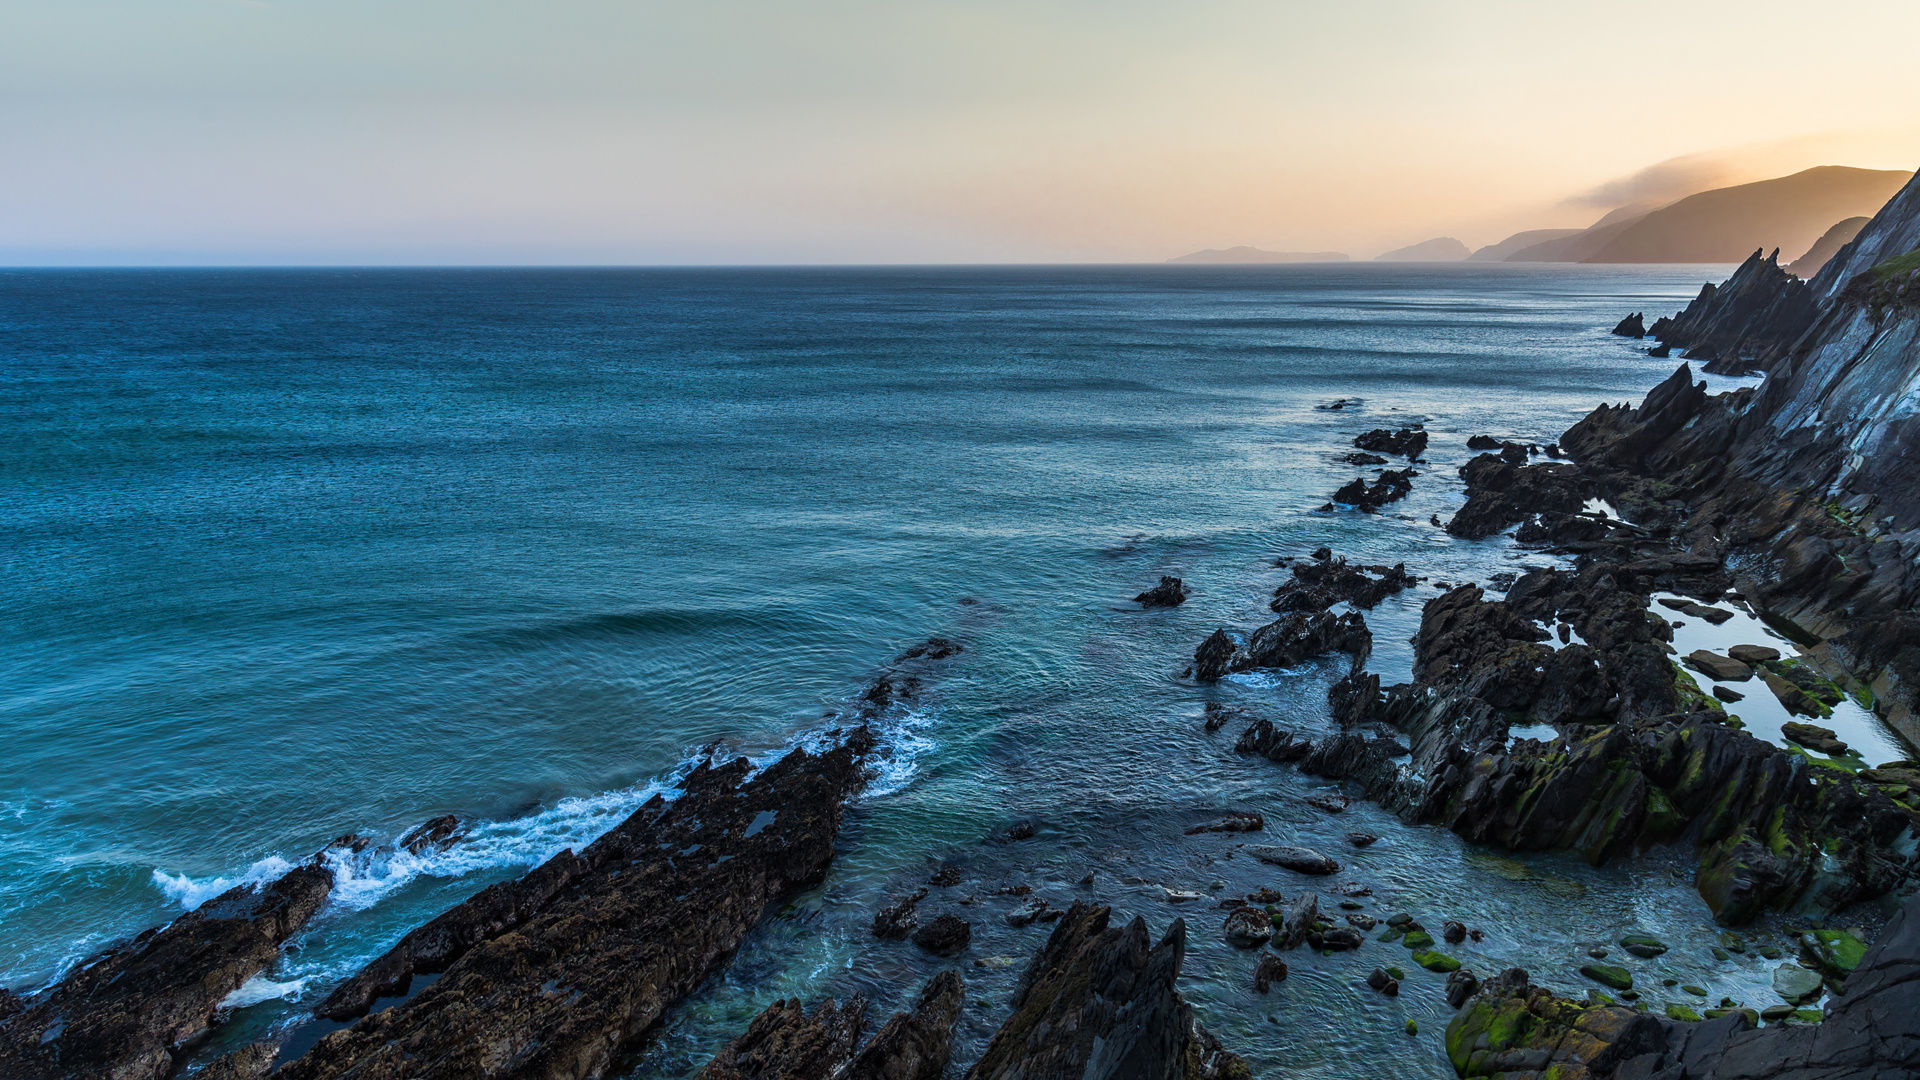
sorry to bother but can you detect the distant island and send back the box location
[1374,237,1469,262]
[1166,246,1349,264]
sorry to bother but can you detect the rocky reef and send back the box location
[963,902,1248,1080]
[1445,882,1920,1078]
[692,971,964,1080]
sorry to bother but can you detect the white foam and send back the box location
[152,856,295,910]
[151,696,941,923]
[1222,669,1309,689]
[219,973,308,1009]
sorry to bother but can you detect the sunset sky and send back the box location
[4,0,1918,264]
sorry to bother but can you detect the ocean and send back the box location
[1,263,1861,1076]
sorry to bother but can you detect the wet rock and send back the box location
[1713,685,1746,702]
[929,866,962,887]
[1248,845,1340,875]
[1221,907,1274,948]
[1338,451,1389,465]
[1276,892,1320,950]
[1781,721,1849,756]
[1353,427,1428,459]
[1005,898,1053,927]
[1800,927,1867,977]
[898,637,963,661]
[1318,927,1365,951]
[1191,629,1240,682]
[1134,576,1189,608]
[0,862,333,1080]
[1184,811,1263,835]
[1619,935,1669,958]
[197,1043,278,1080]
[397,814,465,855]
[1613,313,1647,338]
[1580,964,1634,991]
[964,902,1248,1080]
[1244,610,1372,670]
[1201,702,1238,732]
[1270,555,1415,613]
[1443,920,1467,945]
[1414,950,1461,972]
[1301,794,1350,813]
[841,971,965,1080]
[1402,929,1436,950]
[913,914,973,956]
[1687,650,1754,682]
[1253,955,1289,993]
[1728,644,1783,664]
[1346,832,1378,847]
[1000,820,1037,842]
[1445,456,1585,539]
[1366,968,1401,996]
[1771,962,1824,1004]
[693,996,870,1080]
[1444,968,1480,1009]
[1345,913,1379,930]
[277,737,876,1080]
[874,888,928,940]
[1331,468,1417,511]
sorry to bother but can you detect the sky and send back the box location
[2,0,1918,265]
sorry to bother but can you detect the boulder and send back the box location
[913,914,973,956]
[1253,955,1288,993]
[1728,644,1783,664]
[874,888,928,939]
[1353,427,1428,459]
[693,996,870,1080]
[1276,892,1320,950]
[1247,846,1340,875]
[1134,576,1189,608]
[1772,962,1824,1004]
[1005,898,1053,928]
[1781,722,1849,756]
[1191,629,1240,682]
[1221,907,1274,948]
[1687,650,1754,682]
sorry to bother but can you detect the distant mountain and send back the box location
[1167,246,1349,264]
[1784,216,1870,278]
[1505,214,1648,262]
[1468,229,1583,261]
[1581,166,1912,263]
[1374,237,1469,262]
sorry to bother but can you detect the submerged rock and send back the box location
[914,914,973,956]
[963,902,1248,1080]
[1185,811,1264,835]
[874,888,928,940]
[1253,955,1289,993]
[1221,907,1274,948]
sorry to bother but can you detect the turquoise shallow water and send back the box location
[3,264,1869,1075]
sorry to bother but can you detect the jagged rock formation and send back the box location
[1135,576,1190,607]
[1644,249,1820,374]
[1329,467,1417,511]
[1190,610,1371,682]
[693,971,964,1080]
[1445,882,1920,1076]
[1353,427,1428,459]
[0,863,335,1080]
[1270,553,1415,613]
[963,902,1248,1080]
[273,733,875,1080]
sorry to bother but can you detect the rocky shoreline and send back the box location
[9,179,1920,1079]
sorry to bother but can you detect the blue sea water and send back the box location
[2,264,1857,1076]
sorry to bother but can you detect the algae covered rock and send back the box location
[1580,963,1634,991]
[1414,950,1461,972]
[1800,927,1867,977]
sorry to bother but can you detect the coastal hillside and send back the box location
[1167,246,1349,263]
[1784,216,1870,278]
[1466,228,1582,261]
[1374,236,1469,261]
[1582,166,1911,264]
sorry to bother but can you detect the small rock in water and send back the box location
[1386,913,1413,927]
[1247,845,1340,875]
[1161,888,1203,903]
[1413,950,1460,972]
[1588,947,1609,958]
[1728,644,1782,664]
[1184,811,1264,835]
[1000,820,1037,842]
[1202,702,1239,732]
[1346,832,1379,847]
[1781,722,1849,756]
[1713,685,1745,703]
[1345,913,1378,930]
[1133,576,1189,608]
[1337,900,1363,910]
[1005,897,1052,927]
[1253,955,1288,993]
[1302,793,1350,813]
[1311,547,1332,560]
[912,913,972,956]
[1318,927,1365,951]
[1222,906,1275,948]
[1276,892,1320,950]
[1444,969,1480,1008]
[873,888,928,939]
[1619,935,1669,958]
[1365,967,1400,996]
[1686,650,1753,682]
[1761,1004,1796,1022]
[1442,920,1467,944]
[1401,930,1435,950]
[1580,964,1633,991]
[929,866,962,887]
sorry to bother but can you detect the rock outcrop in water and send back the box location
[963,902,1248,1080]
[1135,576,1190,607]
[694,971,964,1080]
[1353,427,1428,460]
[1270,553,1416,613]
[1190,610,1372,682]
[0,863,335,1080]
[1640,248,1820,375]
[1446,882,1920,1077]
[271,732,874,1080]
